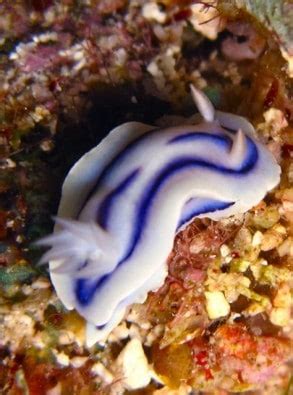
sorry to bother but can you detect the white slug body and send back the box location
[39,87,280,346]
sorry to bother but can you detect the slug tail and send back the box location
[86,305,127,347]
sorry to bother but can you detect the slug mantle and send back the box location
[38,86,280,346]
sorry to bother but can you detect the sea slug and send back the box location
[39,86,280,346]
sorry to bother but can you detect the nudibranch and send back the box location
[38,86,280,346]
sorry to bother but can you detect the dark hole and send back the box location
[236,35,247,44]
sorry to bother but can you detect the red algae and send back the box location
[147,213,291,391]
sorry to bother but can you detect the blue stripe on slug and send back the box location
[169,134,258,172]
[75,278,98,305]
[168,132,231,149]
[97,168,141,229]
[178,198,234,229]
